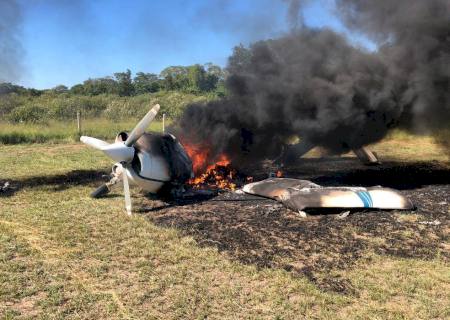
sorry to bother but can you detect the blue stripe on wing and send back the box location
[356,191,373,208]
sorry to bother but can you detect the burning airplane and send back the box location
[79,0,449,215]
[79,104,412,215]
[80,104,193,214]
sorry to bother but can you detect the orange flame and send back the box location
[182,142,238,190]
[183,143,210,174]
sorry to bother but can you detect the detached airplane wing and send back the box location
[242,178,414,211]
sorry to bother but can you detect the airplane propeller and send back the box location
[125,104,159,147]
[119,162,132,216]
[80,104,161,214]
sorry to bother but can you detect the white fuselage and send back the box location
[123,150,171,193]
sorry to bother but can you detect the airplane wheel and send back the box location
[90,184,110,198]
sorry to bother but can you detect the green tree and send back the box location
[52,85,68,94]
[160,64,224,93]
[133,72,160,94]
[114,69,134,96]
[160,66,189,91]
[0,82,27,95]
[70,84,85,95]
[204,63,225,92]
[228,44,252,74]
[82,77,118,95]
[186,64,207,92]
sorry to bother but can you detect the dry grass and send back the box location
[0,133,449,319]
[303,129,450,163]
[370,130,450,163]
[0,118,166,144]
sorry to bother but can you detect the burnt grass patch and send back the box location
[143,159,449,294]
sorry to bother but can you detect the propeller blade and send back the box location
[125,104,160,147]
[81,136,134,163]
[100,143,134,163]
[121,165,132,215]
[80,136,110,149]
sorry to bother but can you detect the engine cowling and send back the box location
[115,132,193,193]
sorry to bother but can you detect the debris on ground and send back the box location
[337,211,351,219]
[242,177,414,212]
[0,181,10,192]
[296,210,308,218]
[418,219,441,225]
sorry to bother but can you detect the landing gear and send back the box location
[90,166,122,198]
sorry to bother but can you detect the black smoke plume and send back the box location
[337,0,450,133]
[174,0,450,166]
[0,0,23,83]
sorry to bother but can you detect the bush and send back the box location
[104,95,149,120]
[0,93,24,118]
[47,94,109,119]
[103,91,216,120]
[7,104,49,123]
[0,91,220,123]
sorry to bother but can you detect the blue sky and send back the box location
[18,0,374,89]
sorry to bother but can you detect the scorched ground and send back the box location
[136,157,449,293]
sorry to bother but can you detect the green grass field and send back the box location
[0,119,167,144]
[0,131,449,319]
[0,119,170,144]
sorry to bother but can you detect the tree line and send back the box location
[0,63,226,97]
[0,47,254,123]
